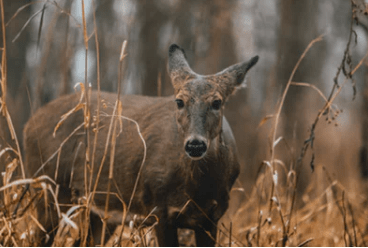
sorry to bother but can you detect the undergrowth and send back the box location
[1,0,368,247]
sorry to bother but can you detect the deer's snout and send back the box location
[185,137,207,159]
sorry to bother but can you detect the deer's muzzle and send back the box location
[185,137,207,159]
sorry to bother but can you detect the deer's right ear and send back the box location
[168,44,196,90]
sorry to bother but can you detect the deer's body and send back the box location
[24,44,258,246]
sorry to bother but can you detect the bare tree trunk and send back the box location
[0,0,31,183]
[275,0,325,196]
[58,0,73,96]
[361,71,368,178]
[0,0,31,150]
[354,0,368,179]
[93,0,117,92]
[135,0,168,96]
[34,1,75,108]
[276,0,322,143]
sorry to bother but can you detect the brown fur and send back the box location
[24,44,258,246]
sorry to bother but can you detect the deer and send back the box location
[24,44,259,246]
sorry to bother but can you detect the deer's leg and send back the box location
[35,186,72,246]
[154,206,179,246]
[35,193,59,246]
[195,224,217,247]
[88,210,118,246]
[155,220,179,247]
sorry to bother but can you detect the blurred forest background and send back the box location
[1,0,368,246]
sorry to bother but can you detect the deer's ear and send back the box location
[168,44,196,90]
[214,56,259,97]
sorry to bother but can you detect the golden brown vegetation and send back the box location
[1,0,368,247]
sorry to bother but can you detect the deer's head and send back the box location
[168,44,259,160]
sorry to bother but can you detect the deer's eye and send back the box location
[175,99,184,109]
[212,100,222,110]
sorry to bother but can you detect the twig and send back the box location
[297,1,367,171]
[347,201,358,246]
[291,82,328,102]
[36,4,46,50]
[12,4,46,43]
[50,0,81,28]
[270,34,324,166]
[0,175,56,192]
[297,238,314,247]
[5,1,42,26]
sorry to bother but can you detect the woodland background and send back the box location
[1,0,368,246]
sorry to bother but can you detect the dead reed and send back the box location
[0,0,367,247]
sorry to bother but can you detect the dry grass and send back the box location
[1,0,368,247]
[226,166,368,247]
[1,137,368,247]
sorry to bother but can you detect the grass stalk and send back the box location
[80,0,102,245]
[80,1,92,245]
[100,101,119,246]
[81,0,91,196]
[270,34,324,167]
[267,35,324,245]
[101,40,127,246]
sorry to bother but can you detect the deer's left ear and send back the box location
[212,56,259,97]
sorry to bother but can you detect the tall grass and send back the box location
[0,0,367,247]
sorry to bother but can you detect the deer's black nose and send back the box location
[185,139,207,158]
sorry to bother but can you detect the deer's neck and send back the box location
[183,134,224,184]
